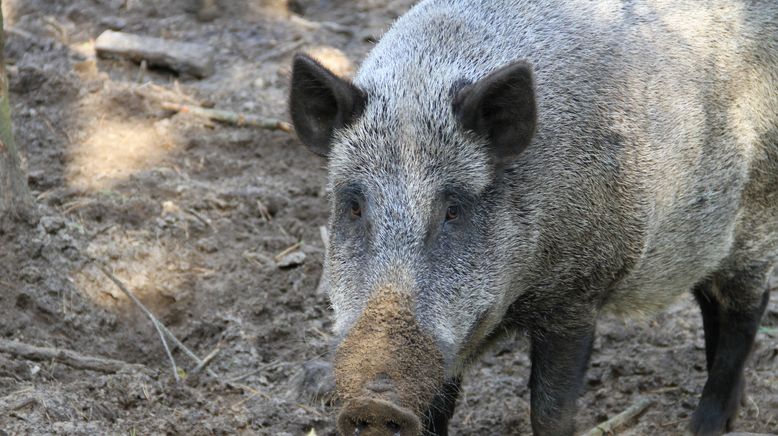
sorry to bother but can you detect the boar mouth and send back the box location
[334,287,444,435]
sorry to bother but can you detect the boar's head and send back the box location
[290,53,536,435]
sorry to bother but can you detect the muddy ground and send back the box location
[0,1,776,434]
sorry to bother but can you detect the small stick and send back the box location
[319,226,329,252]
[92,261,179,382]
[185,207,214,230]
[225,360,287,383]
[229,383,271,409]
[256,199,272,222]
[87,258,218,379]
[161,102,293,133]
[157,321,219,379]
[256,39,305,63]
[581,398,654,436]
[189,347,220,378]
[0,339,143,374]
[274,241,302,261]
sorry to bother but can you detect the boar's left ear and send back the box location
[289,54,367,157]
[453,61,537,160]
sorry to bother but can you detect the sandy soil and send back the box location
[0,1,776,434]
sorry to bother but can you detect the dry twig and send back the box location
[226,360,287,384]
[274,241,302,261]
[581,398,654,436]
[161,102,293,133]
[92,261,180,382]
[189,347,220,379]
[0,339,142,374]
[185,207,214,230]
[256,39,305,63]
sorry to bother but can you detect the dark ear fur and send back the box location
[289,54,367,157]
[452,61,537,160]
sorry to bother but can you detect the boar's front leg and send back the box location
[529,324,595,436]
[690,267,771,435]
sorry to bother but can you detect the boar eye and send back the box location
[350,200,362,218]
[445,204,460,222]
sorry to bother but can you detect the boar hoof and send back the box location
[689,401,737,436]
[338,397,421,436]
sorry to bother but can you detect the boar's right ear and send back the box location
[453,61,537,161]
[289,54,367,157]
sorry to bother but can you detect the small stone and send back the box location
[40,216,65,234]
[162,200,182,216]
[197,0,221,22]
[20,265,42,284]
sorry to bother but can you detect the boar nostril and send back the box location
[353,419,368,435]
[385,420,401,434]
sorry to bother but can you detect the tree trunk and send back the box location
[0,1,31,218]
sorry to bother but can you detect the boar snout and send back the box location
[338,397,420,436]
[334,287,444,435]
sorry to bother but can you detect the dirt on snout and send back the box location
[334,287,443,417]
[0,1,777,435]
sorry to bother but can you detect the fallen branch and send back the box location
[95,30,214,78]
[581,398,654,436]
[161,102,293,133]
[93,261,180,382]
[88,258,219,380]
[0,339,143,374]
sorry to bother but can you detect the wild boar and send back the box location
[289,0,778,434]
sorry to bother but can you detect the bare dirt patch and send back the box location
[1,1,776,434]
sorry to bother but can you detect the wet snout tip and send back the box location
[337,397,421,436]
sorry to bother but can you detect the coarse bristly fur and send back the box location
[290,0,778,434]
